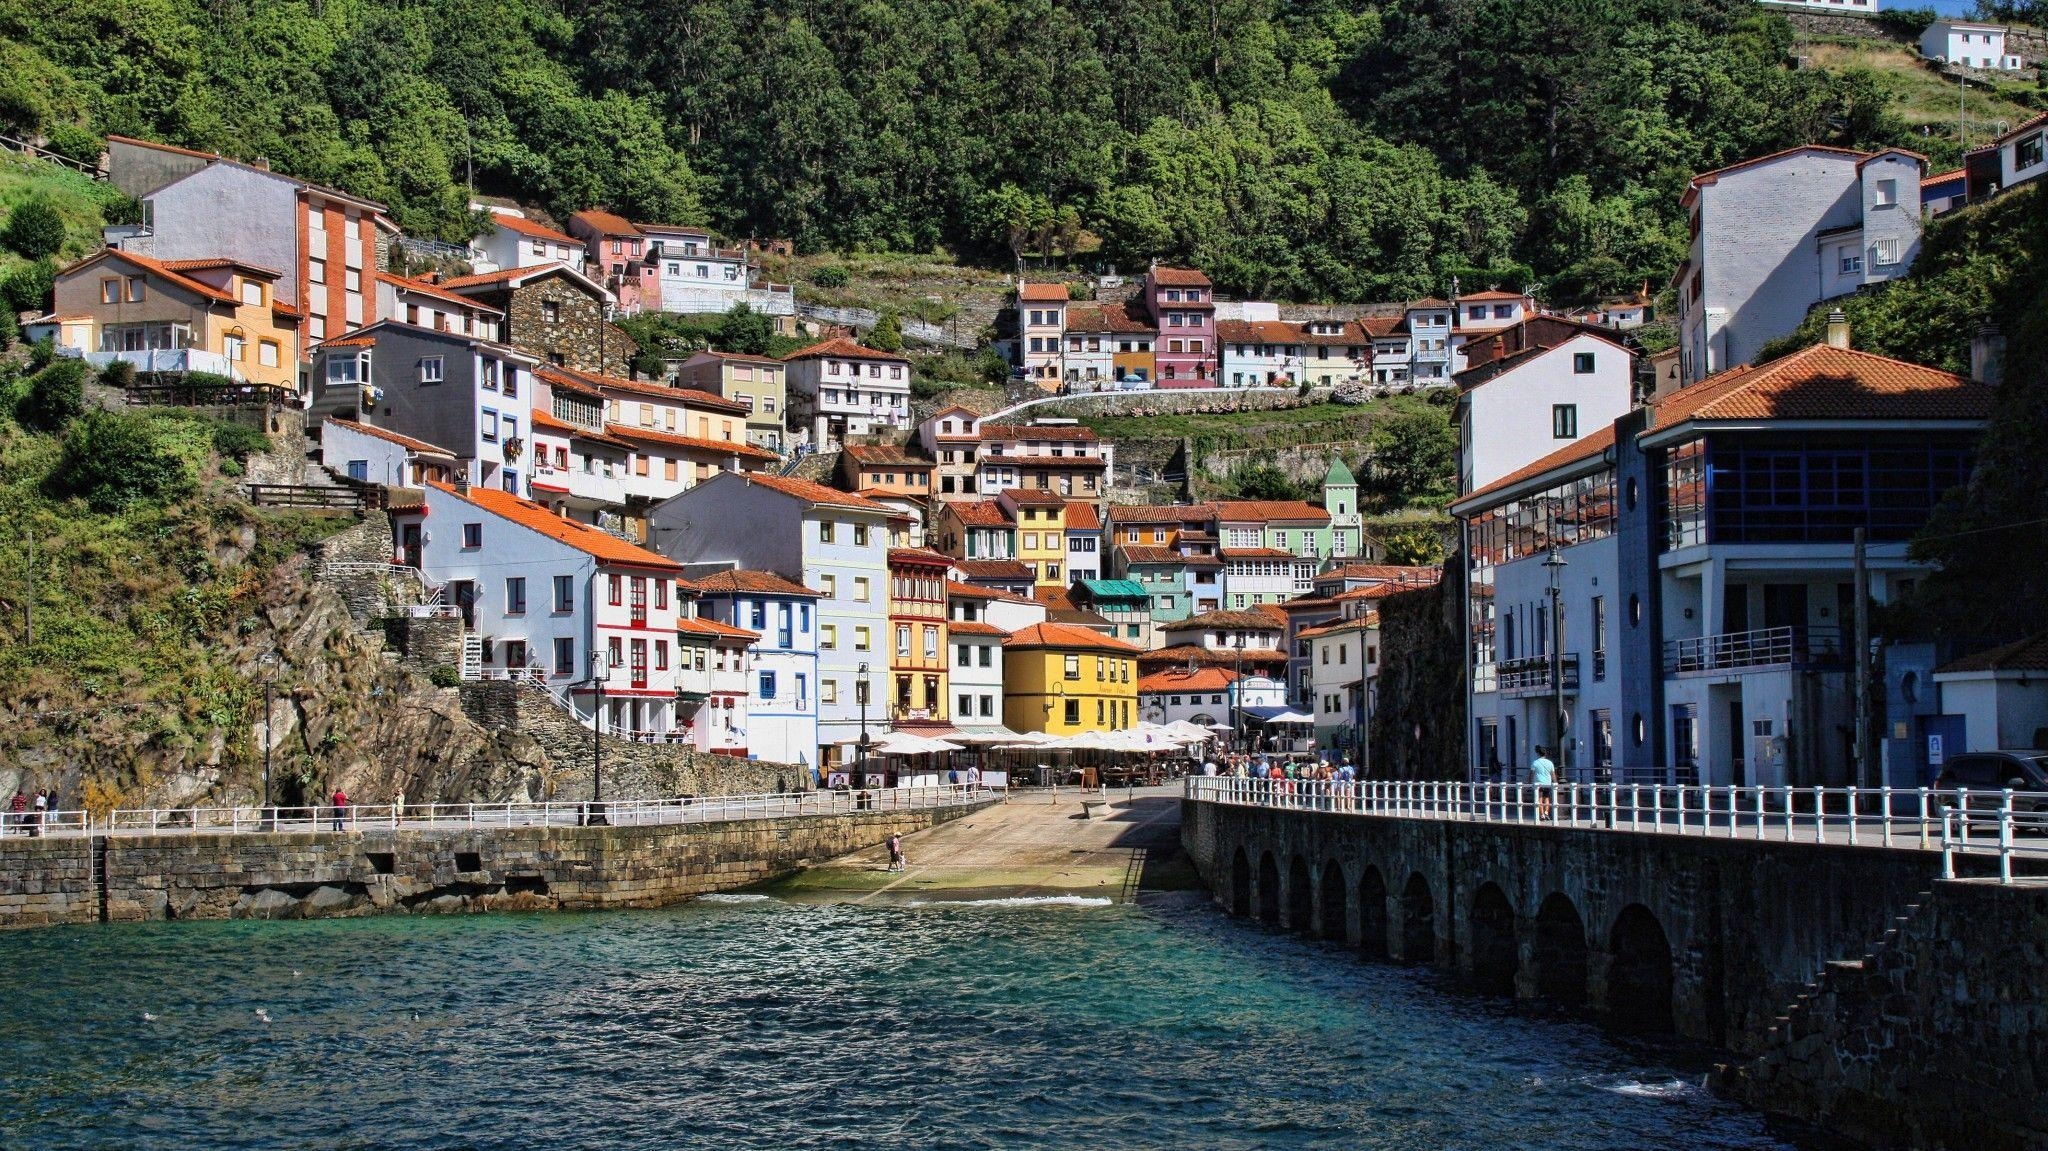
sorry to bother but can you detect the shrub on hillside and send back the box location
[1,258,55,314]
[54,410,194,512]
[43,124,102,169]
[716,303,773,356]
[1066,282,1091,301]
[98,358,136,390]
[17,357,84,432]
[0,306,15,348]
[810,265,849,289]
[2,195,65,260]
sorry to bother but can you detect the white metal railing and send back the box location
[1186,776,2048,877]
[31,785,987,839]
[1664,625,1845,675]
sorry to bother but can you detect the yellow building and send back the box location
[1002,488,1069,589]
[888,547,952,723]
[1002,621,1141,735]
[47,249,301,388]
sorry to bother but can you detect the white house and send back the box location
[674,613,756,758]
[1673,145,1925,386]
[648,472,897,767]
[1303,613,1380,765]
[1920,21,2024,71]
[1017,282,1070,385]
[321,418,458,489]
[1932,637,2048,753]
[689,569,824,772]
[946,604,1009,733]
[1452,318,1636,495]
[781,337,914,450]
[1217,320,1306,388]
[469,210,587,276]
[376,274,503,342]
[403,481,685,739]
[1138,666,1282,731]
[1065,501,1103,585]
[1966,113,2048,201]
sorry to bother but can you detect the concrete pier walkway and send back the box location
[776,786,1191,904]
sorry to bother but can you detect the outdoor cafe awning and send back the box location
[1242,706,1315,726]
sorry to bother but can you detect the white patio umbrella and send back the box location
[872,731,964,756]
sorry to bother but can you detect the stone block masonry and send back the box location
[1,799,996,929]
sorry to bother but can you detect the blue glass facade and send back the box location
[1661,432,1976,548]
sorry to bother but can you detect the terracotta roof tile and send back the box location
[1457,290,1531,303]
[604,422,779,463]
[946,580,1005,599]
[888,547,952,568]
[781,336,910,364]
[1166,609,1286,631]
[978,423,1100,443]
[676,616,760,642]
[324,419,455,458]
[1063,501,1101,530]
[1220,547,1301,560]
[688,570,821,598]
[1216,319,1309,344]
[539,365,750,415]
[81,250,235,304]
[1138,666,1240,694]
[1937,634,2048,675]
[434,483,680,570]
[1018,282,1072,302]
[1148,266,1212,288]
[1649,345,1991,431]
[1298,613,1381,640]
[1211,500,1331,524]
[844,444,934,467]
[570,209,641,238]
[489,213,580,246]
[379,273,503,314]
[737,472,894,513]
[1108,504,1215,525]
[1116,545,1180,564]
[946,619,1009,637]
[953,559,1034,580]
[943,500,1012,527]
[1002,621,1142,654]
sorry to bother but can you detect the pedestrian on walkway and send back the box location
[1530,747,1556,821]
[7,789,25,836]
[886,832,905,873]
[331,787,349,832]
[32,788,47,837]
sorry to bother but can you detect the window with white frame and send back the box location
[420,356,444,385]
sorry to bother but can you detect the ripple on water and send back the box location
[0,900,1815,1151]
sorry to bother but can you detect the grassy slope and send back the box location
[1077,394,1442,443]
[764,250,1031,336]
[0,152,127,278]
[1804,41,2046,170]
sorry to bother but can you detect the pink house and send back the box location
[568,210,658,314]
[1140,265,1216,387]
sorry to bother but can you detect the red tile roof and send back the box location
[1221,547,1301,560]
[1148,266,1212,288]
[1211,500,1331,524]
[1018,282,1073,302]
[1297,613,1380,640]
[1138,666,1240,693]
[676,616,760,643]
[159,257,283,279]
[1216,319,1309,345]
[844,443,934,468]
[781,336,910,364]
[434,483,681,570]
[1324,564,1442,585]
[324,419,455,458]
[1116,545,1180,564]
[946,580,1005,600]
[888,547,952,568]
[1063,501,1101,530]
[79,250,236,304]
[953,558,1035,580]
[1648,345,1991,431]
[489,213,580,246]
[688,569,822,598]
[944,500,1012,527]
[1108,504,1214,525]
[946,619,1009,637]
[539,365,750,415]
[1003,620,1143,655]
[1458,290,1530,303]
[999,487,1068,507]
[604,422,779,463]
[379,273,503,314]
[1936,634,2048,675]
[438,263,581,291]
[1361,316,1406,339]
[570,209,642,238]
[1166,609,1286,631]
[737,471,894,513]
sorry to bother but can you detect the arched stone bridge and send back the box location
[1180,796,1946,1051]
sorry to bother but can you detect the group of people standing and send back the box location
[5,788,54,836]
[1198,755,1359,785]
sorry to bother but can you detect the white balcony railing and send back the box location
[87,348,235,376]
[1664,626,1845,675]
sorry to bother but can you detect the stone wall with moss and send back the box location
[1368,563,1468,780]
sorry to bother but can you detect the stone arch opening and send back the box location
[1317,860,1346,941]
[1257,851,1281,927]
[1357,866,1389,961]
[1531,893,1589,1004]
[1399,872,1435,964]
[1286,856,1314,933]
[1607,904,1676,1033]
[1469,882,1518,996]
[1228,846,1251,917]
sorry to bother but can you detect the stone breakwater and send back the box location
[0,799,997,928]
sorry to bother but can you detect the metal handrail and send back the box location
[1186,776,2048,880]
[1663,625,1845,674]
[23,784,987,839]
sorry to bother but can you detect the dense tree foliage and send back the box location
[0,0,1939,301]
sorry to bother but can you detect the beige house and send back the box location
[672,350,790,453]
[47,248,301,388]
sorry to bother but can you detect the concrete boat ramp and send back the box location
[771,786,1193,905]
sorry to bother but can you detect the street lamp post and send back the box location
[855,661,872,787]
[1544,545,1567,777]
[1232,637,1246,754]
[588,650,610,824]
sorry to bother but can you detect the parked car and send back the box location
[1934,751,2048,833]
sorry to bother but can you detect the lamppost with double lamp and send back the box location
[1544,544,1567,777]
[588,649,610,824]
[855,661,872,785]
[1231,636,1246,754]
[258,651,279,818]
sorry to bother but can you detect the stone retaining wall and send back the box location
[2,798,995,928]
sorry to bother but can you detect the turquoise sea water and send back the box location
[0,893,1818,1150]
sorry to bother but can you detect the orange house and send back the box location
[49,249,301,388]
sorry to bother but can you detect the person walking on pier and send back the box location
[7,789,25,836]
[886,832,906,873]
[1530,747,1556,821]
[331,788,349,832]
[31,789,47,837]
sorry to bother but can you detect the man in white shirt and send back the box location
[1530,746,1556,821]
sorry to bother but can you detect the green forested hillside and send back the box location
[0,0,2001,302]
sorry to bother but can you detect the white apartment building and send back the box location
[1017,282,1070,384]
[1303,614,1380,764]
[469,210,588,276]
[1453,318,1636,495]
[781,337,914,450]
[1673,145,1925,386]
[403,482,685,738]
[1921,21,2024,71]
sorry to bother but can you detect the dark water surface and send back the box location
[0,893,1817,1150]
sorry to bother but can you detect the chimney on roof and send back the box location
[251,157,270,171]
[1825,309,1851,350]
[455,467,472,497]
[1972,321,2006,386]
